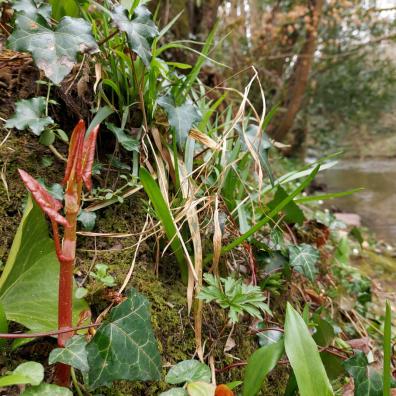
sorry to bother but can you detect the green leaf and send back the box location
[49,0,80,20]
[39,129,55,146]
[8,15,98,84]
[13,0,52,22]
[106,122,140,152]
[160,389,188,396]
[383,301,392,396]
[313,318,335,348]
[157,96,201,147]
[0,196,87,332]
[0,362,44,387]
[49,335,88,372]
[140,167,187,281]
[284,303,333,396]
[21,383,73,396]
[111,5,158,68]
[186,381,216,396]
[344,352,384,396]
[77,210,96,231]
[5,97,54,135]
[166,360,211,385]
[0,302,8,348]
[288,244,320,281]
[86,288,161,389]
[257,328,283,347]
[243,339,284,396]
[86,106,114,136]
[267,187,304,225]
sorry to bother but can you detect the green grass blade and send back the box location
[294,188,363,203]
[220,165,319,256]
[140,168,187,281]
[383,300,392,396]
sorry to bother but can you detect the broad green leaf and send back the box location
[21,383,73,396]
[166,360,211,385]
[39,129,55,146]
[13,0,52,22]
[344,352,385,396]
[5,97,54,136]
[0,362,43,387]
[140,167,187,281]
[288,244,320,281]
[157,96,201,147]
[86,288,161,389]
[186,381,216,396]
[0,302,8,348]
[77,210,96,231]
[106,122,140,152]
[313,318,335,348]
[284,303,333,396]
[49,335,89,372]
[8,14,98,84]
[160,389,188,396]
[243,339,284,396]
[86,106,114,136]
[267,187,304,225]
[111,5,158,68]
[0,196,87,332]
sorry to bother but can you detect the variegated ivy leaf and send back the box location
[48,335,89,373]
[12,0,52,22]
[5,97,54,136]
[288,243,320,281]
[111,5,158,68]
[157,96,201,147]
[86,288,161,389]
[8,14,98,84]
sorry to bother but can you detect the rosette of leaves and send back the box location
[197,273,271,323]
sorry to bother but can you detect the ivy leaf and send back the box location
[186,381,216,396]
[0,362,44,387]
[21,384,73,396]
[5,97,54,136]
[106,122,140,152]
[86,288,161,389]
[267,187,305,225]
[288,244,320,281]
[343,352,384,396]
[77,210,96,231]
[111,5,158,68]
[166,360,211,385]
[49,335,89,373]
[157,96,201,147]
[12,0,52,22]
[8,14,98,84]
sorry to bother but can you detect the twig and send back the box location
[97,28,119,46]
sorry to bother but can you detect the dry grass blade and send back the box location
[212,195,222,277]
[189,128,219,150]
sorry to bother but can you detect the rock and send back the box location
[334,213,361,227]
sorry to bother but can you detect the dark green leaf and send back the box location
[288,244,320,281]
[157,96,201,147]
[243,339,284,396]
[165,360,211,385]
[77,210,96,231]
[284,303,333,396]
[106,122,140,152]
[111,5,158,67]
[267,187,304,225]
[8,15,98,84]
[5,97,54,135]
[21,383,72,396]
[320,352,345,380]
[86,288,161,389]
[0,302,8,348]
[313,318,335,347]
[49,0,81,20]
[49,335,88,372]
[0,196,87,332]
[0,362,43,387]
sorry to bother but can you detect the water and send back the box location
[318,159,396,243]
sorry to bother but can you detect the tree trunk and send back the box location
[271,0,324,142]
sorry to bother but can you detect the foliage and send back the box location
[5,97,54,135]
[0,196,86,332]
[198,274,271,323]
[89,263,116,287]
[288,243,320,281]
[86,288,161,389]
[0,361,43,387]
[165,360,211,385]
